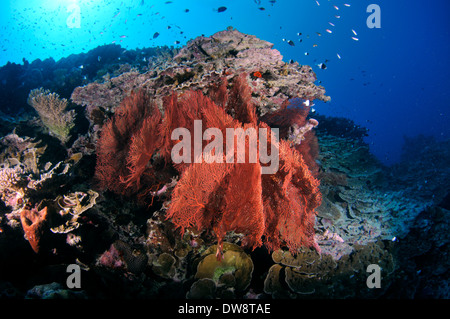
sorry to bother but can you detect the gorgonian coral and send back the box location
[95,73,322,257]
[27,88,75,144]
[95,90,163,196]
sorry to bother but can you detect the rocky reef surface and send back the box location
[0,29,448,299]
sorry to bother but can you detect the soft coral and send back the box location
[95,73,322,256]
[95,90,158,195]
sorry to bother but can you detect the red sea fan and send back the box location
[160,90,236,172]
[166,86,322,256]
[259,98,310,139]
[159,92,184,164]
[94,73,322,257]
[260,98,320,176]
[261,139,322,253]
[218,161,265,250]
[166,157,231,236]
[122,108,163,190]
[295,130,320,176]
[208,73,257,125]
[207,76,229,109]
[95,90,157,195]
[166,154,265,258]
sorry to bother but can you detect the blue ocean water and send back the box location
[0,0,449,165]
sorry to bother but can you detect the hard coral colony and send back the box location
[95,72,322,258]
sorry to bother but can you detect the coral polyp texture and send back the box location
[94,72,322,257]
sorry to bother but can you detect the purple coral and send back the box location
[98,244,126,270]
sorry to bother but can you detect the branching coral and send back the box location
[27,88,75,144]
[20,206,49,253]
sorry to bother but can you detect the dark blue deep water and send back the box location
[1,0,449,165]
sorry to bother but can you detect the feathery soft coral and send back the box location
[95,90,163,196]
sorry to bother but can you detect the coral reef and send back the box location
[0,132,47,175]
[94,73,322,258]
[0,28,448,300]
[0,44,174,116]
[70,29,329,149]
[314,129,430,260]
[20,206,49,253]
[389,135,450,204]
[0,127,98,256]
[187,243,254,298]
[0,132,83,209]
[264,242,395,298]
[97,240,148,274]
[194,243,254,292]
[49,190,99,234]
[0,167,25,208]
[25,282,86,299]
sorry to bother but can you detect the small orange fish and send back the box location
[253,71,262,78]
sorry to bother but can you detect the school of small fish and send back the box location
[1,0,358,74]
[0,0,196,60]
[279,1,357,71]
[314,1,358,58]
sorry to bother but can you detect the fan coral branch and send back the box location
[123,104,163,190]
[260,99,320,176]
[226,73,257,125]
[166,154,232,234]
[95,90,157,195]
